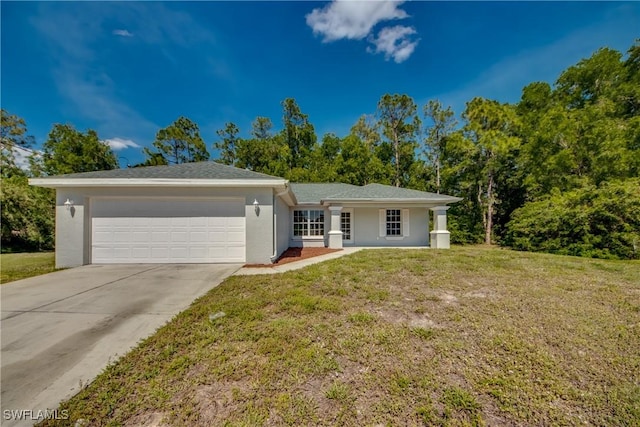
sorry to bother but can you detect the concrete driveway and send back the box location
[1,263,240,426]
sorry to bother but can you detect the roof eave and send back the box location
[321,197,463,205]
[275,182,298,206]
[29,178,288,188]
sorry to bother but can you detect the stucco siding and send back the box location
[275,195,290,258]
[55,191,88,268]
[352,207,430,247]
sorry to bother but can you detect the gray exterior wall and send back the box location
[55,191,90,268]
[275,195,290,259]
[54,186,275,268]
[351,207,430,247]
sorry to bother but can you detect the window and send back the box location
[386,209,402,236]
[379,209,410,239]
[341,211,351,241]
[293,209,324,237]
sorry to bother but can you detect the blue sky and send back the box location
[2,1,639,167]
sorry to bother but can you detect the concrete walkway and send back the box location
[234,247,363,275]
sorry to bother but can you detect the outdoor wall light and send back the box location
[253,198,260,214]
[64,198,74,210]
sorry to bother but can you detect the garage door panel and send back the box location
[189,232,207,242]
[171,218,189,227]
[114,247,132,259]
[171,231,188,242]
[132,231,150,242]
[146,247,166,258]
[227,230,245,243]
[94,231,113,243]
[189,217,208,227]
[92,199,246,263]
[147,218,167,227]
[151,231,169,242]
[114,232,131,243]
[170,247,188,258]
[132,247,151,258]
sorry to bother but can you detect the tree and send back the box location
[1,174,54,251]
[301,133,342,183]
[505,179,640,260]
[42,124,117,175]
[618,39,640,118]
[0,111,54,251]
[556,47,625,109]
[251,116,274,140]
[234,116,290,177]
[1,109,35,175]
[144,116,209,165]
[281,98,316,170]
[423,100,456,193]
[461,97,520,244]
[345,116,391,185]
[350,114,381,152]
[213,122,240,166]
[376,94,420,187]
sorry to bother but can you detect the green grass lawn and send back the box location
[0,252,56,284]
[40,247,640,426]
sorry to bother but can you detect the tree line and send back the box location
[2,41,638,258]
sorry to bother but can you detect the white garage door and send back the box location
[91,198,245,263]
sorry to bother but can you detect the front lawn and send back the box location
[0,252,56,284]
[42,247,640,426]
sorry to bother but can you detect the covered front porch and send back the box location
[325,205,453,250]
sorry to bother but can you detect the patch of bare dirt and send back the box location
[193,381,250,424]
[123,412,168,427]
[244,247,342,268]
[373,307,441,329]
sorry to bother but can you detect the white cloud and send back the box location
[367,25,419,63]
[306,0,408,42]
[113,29,133,37]
[102,137,140,151]
[306,0,418,62]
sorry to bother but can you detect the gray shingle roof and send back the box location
[290,182,461,204]
[290,183,359,204]
[33,163,461,204]
[327,183,461,202]
[37,161,283,180]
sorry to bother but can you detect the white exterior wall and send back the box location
[275,195,290,259]
[55,191,90,268]
[54,186,275,267]
[351,207,430,247]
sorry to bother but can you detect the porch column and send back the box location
[430,206,451,249]
[327,206,343,249]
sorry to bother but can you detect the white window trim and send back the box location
[379,208,410,240]
[341,208,354,243]
[292,209,326,239]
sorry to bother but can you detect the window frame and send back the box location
[292,209,325,239]
[379,208,410,240]
[341,208,353,243]
[386,209,402,237]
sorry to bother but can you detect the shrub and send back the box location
[504,179,640,259]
